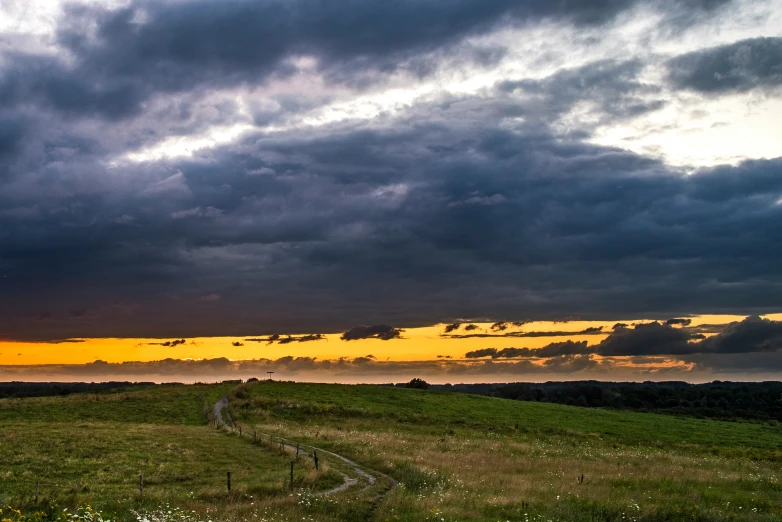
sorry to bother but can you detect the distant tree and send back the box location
[405,378,429,390]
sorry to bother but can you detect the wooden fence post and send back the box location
[296,443,299,459]
[313,450,319,471]
[227,471,231,492]
[290,462,294,487]
[239,426,242,436]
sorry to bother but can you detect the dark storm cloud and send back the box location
[2,110,782,340]
[595,322,693,356]
[591,317,782,357]
[0,0,780,344]
[697,316,782,353]
[0,0,731,121]
[668,37,782,94]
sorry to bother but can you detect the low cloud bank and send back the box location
[465,316,782,372]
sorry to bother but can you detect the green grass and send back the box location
[0,384,344,521]
[0,384,231,425]
[230,381,782,454]
[229,381,782,522]
[3,381,781,522]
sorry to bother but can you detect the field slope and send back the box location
[229,381,782,522]
[2,381,781,522]
[0,384,341,521]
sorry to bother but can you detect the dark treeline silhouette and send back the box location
[0,381,155,399]
[424,381,782,422]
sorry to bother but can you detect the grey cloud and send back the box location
[596,322,693,356]
[149,339,187,347]
[0,354,610,382]
[665,318,692,326]
[668,37,782,94]
[443,322,461,333]
[683,352,782,373]
[697,315,782,353]
[341,325,402,341]
[447,328,609,340]
[465,340,590,359]
[0,0,730,122]
[3,111,782,339]
[499,59,665,124]
[1,2,781,344]
[464,348,498,358]
[464,317,782,361]
[589,316,782,357]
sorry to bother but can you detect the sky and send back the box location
[1,0,781,383]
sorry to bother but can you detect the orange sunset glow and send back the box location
[3,314,781,383]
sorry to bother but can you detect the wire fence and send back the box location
[2,400,321,504]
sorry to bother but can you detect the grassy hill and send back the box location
[228,381,782,453]
[2,380,781,522]
[228,381,782,522]
[0,384,342,521]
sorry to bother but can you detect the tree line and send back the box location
[429,381,782,422]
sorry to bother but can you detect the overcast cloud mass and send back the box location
[1,0,781,376]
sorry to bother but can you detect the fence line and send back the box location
[3,398,318,502]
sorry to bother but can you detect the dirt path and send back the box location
[212,396,397,504]
[213,396,234,428]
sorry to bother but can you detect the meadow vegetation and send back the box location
[228,381,782,522]
[1,380,780,522]
[0,384,344,521]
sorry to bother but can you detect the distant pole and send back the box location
[239,426,242,436]
[290,462,294,487]
[267,371,274,381]
[139,474,143,496]
[296,444,300,459]
[313,451,319,471]
[227,471,231,492]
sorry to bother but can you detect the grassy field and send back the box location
[1,381,781,522]
[0,384,346,521]
[228,381,782,522]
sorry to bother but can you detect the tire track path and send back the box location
[212,397,397,514]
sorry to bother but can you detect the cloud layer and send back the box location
[0,0,781,349]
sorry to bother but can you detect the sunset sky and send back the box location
[1,0,781,383]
